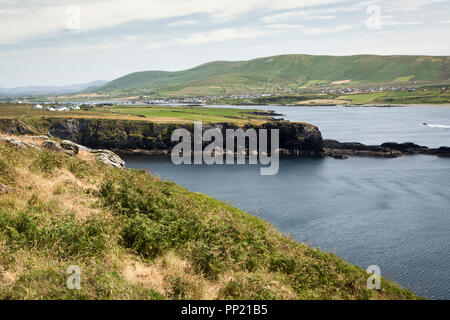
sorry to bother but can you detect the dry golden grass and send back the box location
[0,135,420,300]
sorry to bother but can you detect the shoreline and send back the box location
[205,103,450,108]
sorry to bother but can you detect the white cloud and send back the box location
[145,40,167,50]
[167,19,198,27]
[375,15,423,26]
[261,5,362,24]
[176,27,267,45]
[266,24,304,30]
[0,0,348,44]
[143,27,270,49]
[385,0,449,12]
[440,19,450,23]
[302,24,354,35]
[0,41,123,56]
[265,23,354,35]
[306,15,336,20]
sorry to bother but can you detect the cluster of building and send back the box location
[33,104,80,111]
[315,86,427,95]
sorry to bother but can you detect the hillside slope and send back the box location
[96,54,450,95]
[0,135,418,299]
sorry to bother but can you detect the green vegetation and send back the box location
[0,104,273,125]
[0,137,419,299]
[93,54,450,96]
[210,94,332,105]
[338,88,450,104]
[108,105,272,124]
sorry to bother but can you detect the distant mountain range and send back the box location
[93,54,450,96]
[0,80,108,96]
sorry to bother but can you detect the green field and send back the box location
[338,89,450,104]
[92,54,450,97]
[107,105,272,124]
[0,104,273,125]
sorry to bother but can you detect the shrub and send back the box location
[121,214,165,258]
[0,157,16,185]
[66,158,94,179]
[0,207,106,258]
[34,151,63,174]
[168,277,189,299]
[47,215,106,258]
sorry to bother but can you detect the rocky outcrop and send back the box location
[433,147,450,157]
[380,142,430,154]
[42,140,63,152]
[90,149,125,168]
[42,139,76,157]
[324,139,402,158]
[1,137,40,150]
[60,140,80,155]
[41,139,123,166]
[324,140,450,158]
[1,135,125,168]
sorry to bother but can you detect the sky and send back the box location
[1,0,450,87]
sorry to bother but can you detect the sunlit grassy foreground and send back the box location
[0,137,419,299]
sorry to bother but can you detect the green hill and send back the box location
[96,54,450,96]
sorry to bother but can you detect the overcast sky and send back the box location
[1,0,450,87]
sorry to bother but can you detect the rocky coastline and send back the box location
[0,117,449,160]
[324,140,450,159]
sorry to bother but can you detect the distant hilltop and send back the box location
[93,54,450,96]
[0,80,107,96]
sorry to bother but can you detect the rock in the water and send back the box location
[60,140,80,155]
[0,182,12,193]
[333,154,348,160]
[380,142,429,154]
[435,146,450,157]
[90,149,125,168]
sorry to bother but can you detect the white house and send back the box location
[33,104,43,110]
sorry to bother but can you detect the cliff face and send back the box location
[0,118,325,156]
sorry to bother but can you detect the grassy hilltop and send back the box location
[94,54,450,96]
[0,135,418,299]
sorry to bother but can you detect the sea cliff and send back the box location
[0,118,325,157]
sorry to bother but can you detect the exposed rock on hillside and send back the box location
[61,140,80,155]
[1,135,125,168]
[2,137,40,150]
[90,149,125,168]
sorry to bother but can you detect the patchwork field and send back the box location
[338,89,450,105]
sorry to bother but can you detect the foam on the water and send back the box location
[422,123,450,129]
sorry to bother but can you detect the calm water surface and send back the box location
[124,106,450,299]
[210,104,450,147]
